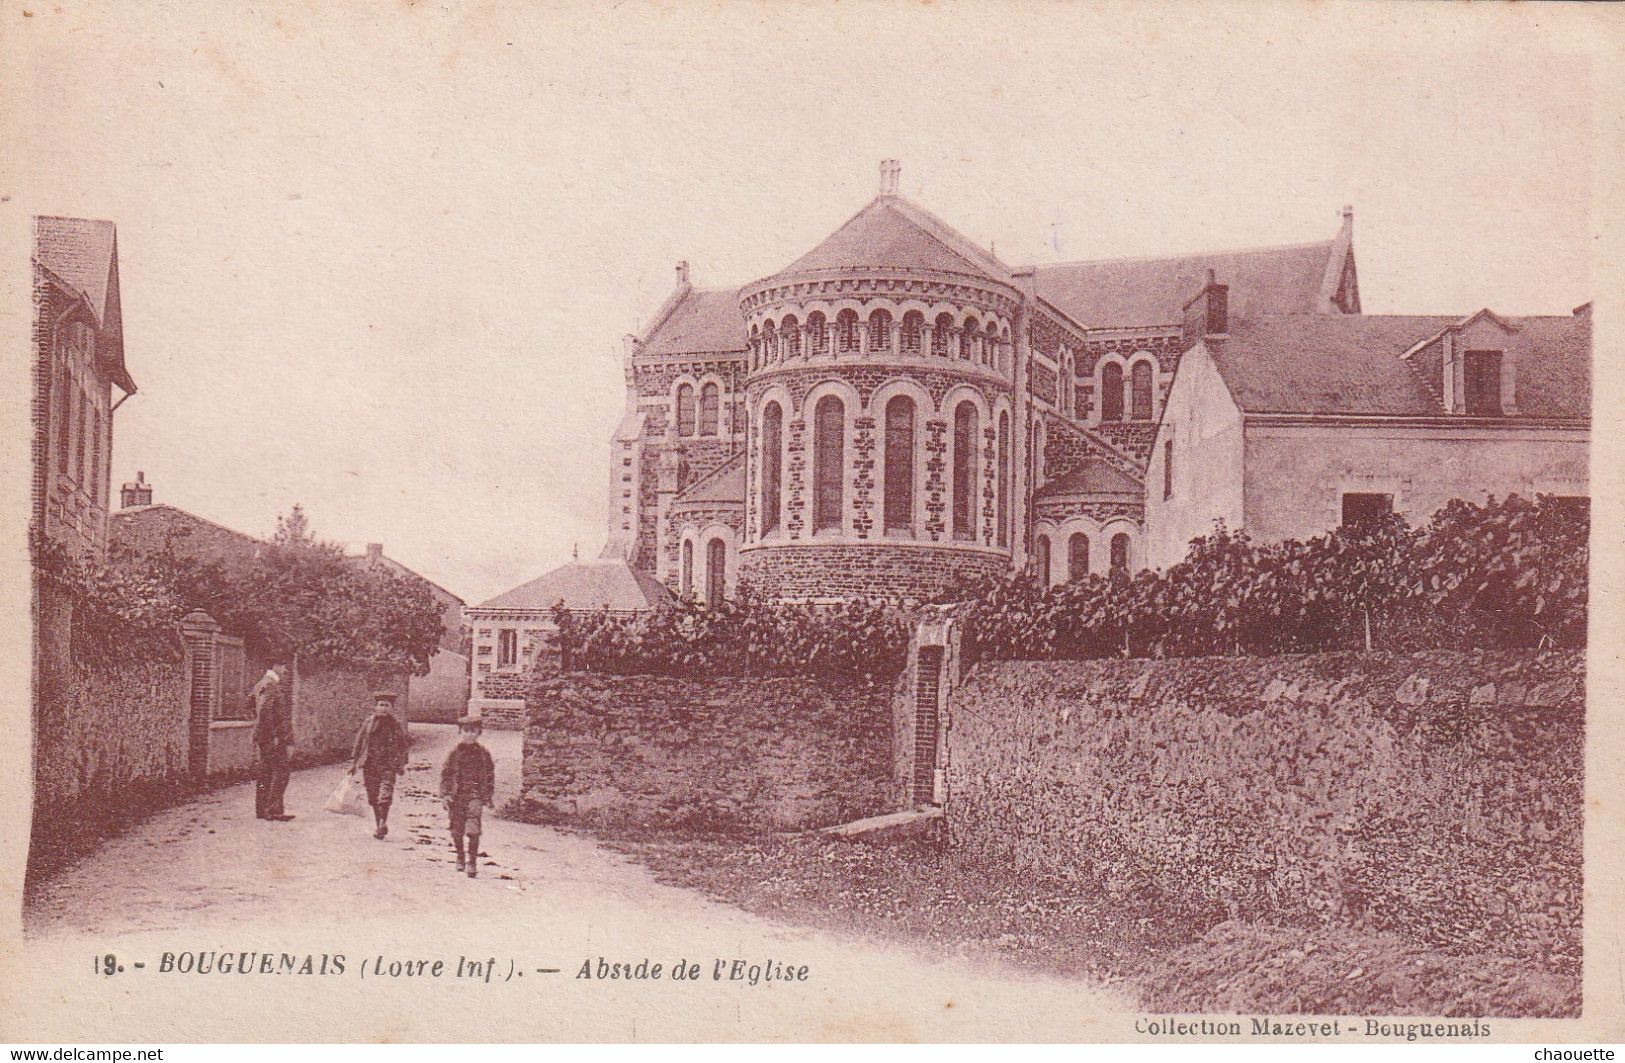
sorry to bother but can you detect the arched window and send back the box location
[1131,361,1154,420]
[700,383,720,435]
[1035,535,1051,586]
[1110,532,1130,573]
[836,310,860,353]
[1060,364,1073,416]
[868,310,892,354]
[677,384,697,436]
[760,401,782,535]
[985,322,1000,367]
[762,320,777,364]
[960,316,979,360]
[996,411,1010,547]
[705,538,727,608]
[813,395,845,533]
[807,312,828,356]
[952,401,978,541]
[1068,533,1090,581]
[680,539,694,596]
[999,326,1011,373]
[749,326,760,371]
[901,311,924,355]
[883,396,915,534]
[932,314,954,357]
[1101,363,1124,422]
[782,315,801,358]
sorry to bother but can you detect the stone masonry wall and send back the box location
[739,543,1006,601]
[519,673,894,831]
[945,650,1584,969]
[290,662,410,769]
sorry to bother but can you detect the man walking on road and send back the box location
[252,665,294,821]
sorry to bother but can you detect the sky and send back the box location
[4,1,1601,604]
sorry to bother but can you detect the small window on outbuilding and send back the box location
[1341,492,1393,527]
[497,629,519,668]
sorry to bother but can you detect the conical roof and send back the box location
[772,195,1010,283]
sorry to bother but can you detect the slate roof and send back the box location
[1035,239,1340,329]
[1033,460,1145,501]
[774,195,1011,282]
[1207,313,1591,419]
[643,287,747,356]
[33,215,134,391]
[673,454,745,506]
[474,560,672,613]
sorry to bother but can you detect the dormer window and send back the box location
[1464,350,1503,416]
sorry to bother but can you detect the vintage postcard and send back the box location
[2,0,1623,1047]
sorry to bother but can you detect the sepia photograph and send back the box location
[2,0,1621,1049]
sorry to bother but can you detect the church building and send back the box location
[598,160,1588,602]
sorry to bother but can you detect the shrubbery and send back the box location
[554,589,910,683]
[553,493,1586,679]
[32,506,445,673]
[952,493,1587,665]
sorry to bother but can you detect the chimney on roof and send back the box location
[1341,204,1353,233]
[879,159,901,197]
[675,260,690,288]
[1180,269,1229,351]
[120,471,153,509]
[366,542,383,563]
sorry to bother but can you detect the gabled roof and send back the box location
[1205,313,1591,419]
[1035,238,1344,329]
[474,560,672,613]
[33,216,134,392]
[673,454,745,506]
[642,286,747,356]
[773,195,1011,283]
[1033,460,1144,500]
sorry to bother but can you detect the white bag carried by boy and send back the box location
[324,770,369,816]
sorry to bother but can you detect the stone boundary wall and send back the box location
[944,650,1583,968]
[30,585,191,876]
[519,672,896,830]
[291,663,411,768]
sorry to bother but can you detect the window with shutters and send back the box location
[813,395,845,533]
[901,311,923,355]
[836,310,860,354]
[497,629,518,668]
[760,401,783,535]
[781,315,801,358]
[883,396,915,534]
[869,310,892,354]
[952,402,978,541]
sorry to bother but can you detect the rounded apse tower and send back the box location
[736,161,1019,601]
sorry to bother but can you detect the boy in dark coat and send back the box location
[351,692,409,839]
[440,715,496,878]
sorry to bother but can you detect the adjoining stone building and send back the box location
[603,161,1364,600]
[596,160,1588,602]
[465,558,671,726]
[31,217,137,559]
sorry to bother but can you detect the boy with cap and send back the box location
[351,692,409,839]
[440,715,496,877]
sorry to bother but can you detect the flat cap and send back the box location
[456,714,483,727]
[371,691,399,703]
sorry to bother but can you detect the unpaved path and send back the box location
[10,726,1129,1041]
